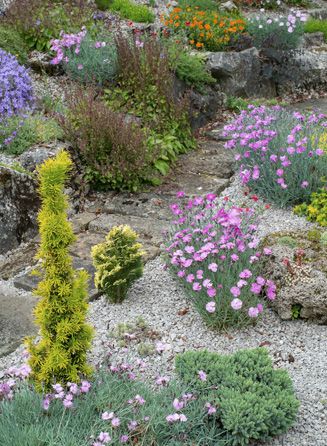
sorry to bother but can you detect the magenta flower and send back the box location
[203,279,213,288]
[205,301,215,313]
[231,298,243,310]
[112,417,121,427]
[128,420,138,431]
[251,283,262,294]
[230,286,241,298]
[208,263,218,272]
[205,402,217,415]
[98,432,111,443]
[120,435,129,443]
[239,269,252,279]
[207,287,217,298]
[257,303,264,313]
[263,247,272,255]
[186,274,194,283]
[301,181,309,188]
[80,380,91,393]
[176,191,185,198]
[193,282,202,291]
[173,398,184,410]
[134,395,146,405]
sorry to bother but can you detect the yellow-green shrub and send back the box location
[294,187,327,227]
[27,150,93,392]
[92,225,144,303]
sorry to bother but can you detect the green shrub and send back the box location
[92,224,144,302]
[60,34,118,86]
[168,44,215,92]
[0,114,63,155]
[226,96,284,112]
[0,25,29,64]
[27,151,93,391]
[304,19,327,42]
[5,0,95,51]
[294,188,327,227]
[98,0,155,23]
[176,348,300,446]
[177,0,219,10]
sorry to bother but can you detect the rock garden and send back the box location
[0,0,326,445]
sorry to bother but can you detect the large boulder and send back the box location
[0,166,40,255]
[207,47,276,98]
[262,230,327,324]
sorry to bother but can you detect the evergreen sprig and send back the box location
[27,150,93,391]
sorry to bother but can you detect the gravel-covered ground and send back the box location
[1,178,326,445]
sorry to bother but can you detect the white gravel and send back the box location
[0,178,326,445]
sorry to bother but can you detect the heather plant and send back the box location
[50,31,118,86]
[5,0,95,51]
[92,225,144,303]
[97,0,155,22]
[294,187,327,227]
[162,7,246,51]
[176,348,299,446]
[60,89,157,191]
[164,192,276,329]
[222,106,327,207]
[0,349,298,446]
[27,151,93,392]
[247,10,307,49]
[0,113,62,155]
[0,25,29,64]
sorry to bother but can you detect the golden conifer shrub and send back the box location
[91,225,144,303]
[27,150,93,392]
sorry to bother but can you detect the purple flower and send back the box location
[102,411,114,420]
[134,395,146,405]
[198,370,207,381]
[230,286,241,297]
[112,417,121,427]
[120,435,129,443]
[208,263,218,272]
[239,269,252,279]
[248,307,259,318]
[301,181,309,188]
[251,283,262,294]
[98,432,111,443]
[173,398,184,410]
[205,402,216,415]
[128,420,138,431]
[80,380,91,393]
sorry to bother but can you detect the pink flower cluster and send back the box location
[222,105,327,207]
[165,192,276,328]
[42,380,91,411]
[50,29,87,65]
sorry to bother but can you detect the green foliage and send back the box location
[168,44,216,92]
[276,235,298,249]
[0,161,32,176]
[294,188,327,227]
[291,303,302,319]
[176,348,300,446]
[63,34,118,86]
[99,0,155,23]
[321,231,327,246]
[226,96,284,112]
[92,224,144,302]
[0,114,63,155]
[177,0,219,10]
[0,24,29,64]
[5,0,95,51]
[27,151,93,392]
[304,19,327,42]
[137,342,156,356]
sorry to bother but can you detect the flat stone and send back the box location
[0,284,37,358]
[0,240,38,280]
[71,212,98,234]
[13,256,101,301]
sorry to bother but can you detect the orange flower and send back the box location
[204,23,211,30]
[196,42,204,48]
[189,39,195,44]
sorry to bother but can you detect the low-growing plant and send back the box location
[291,303,302,319]
[137,342,156,356]
[226,96,284,112]
[247,10,307,50]
[167,43,215,92]
[304,19,327,42]
[162,6,246,51]
[0,113,62,155]
[92,224,144,302]
[177,0,219,10]
[27,150,93,392]
[5,0,95,51]
[176,348,299,446]
[164,193,277,329]
[50,30,118,86]
[0,25,29,64]
[104,0,155,23]
[222,106,327,207]
[294,187,327,227]
[0,348,298,446]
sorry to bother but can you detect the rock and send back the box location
[302,32,325,48]
[28,51,63,76]
[18,145,61,172]
[309,8,327,20]
[262,231,327,324]
[220,1,238,12]
[0,166,40,255]
[189,88,226,129]
[207,48,276,98]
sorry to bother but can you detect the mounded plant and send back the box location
[165,192,276,329]
[96,0,155,22]
[92,224,144,302]
[176,347,300,446]
[223,106,327,207]
[27,150,93,391]
[294,187,327,227]
[304,19,327,42]
[0,24,29,64]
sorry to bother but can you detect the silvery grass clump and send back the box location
[247,9,307,49]
[164,192,276,330]
[0,49,34,149]
[223,105,327,208]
